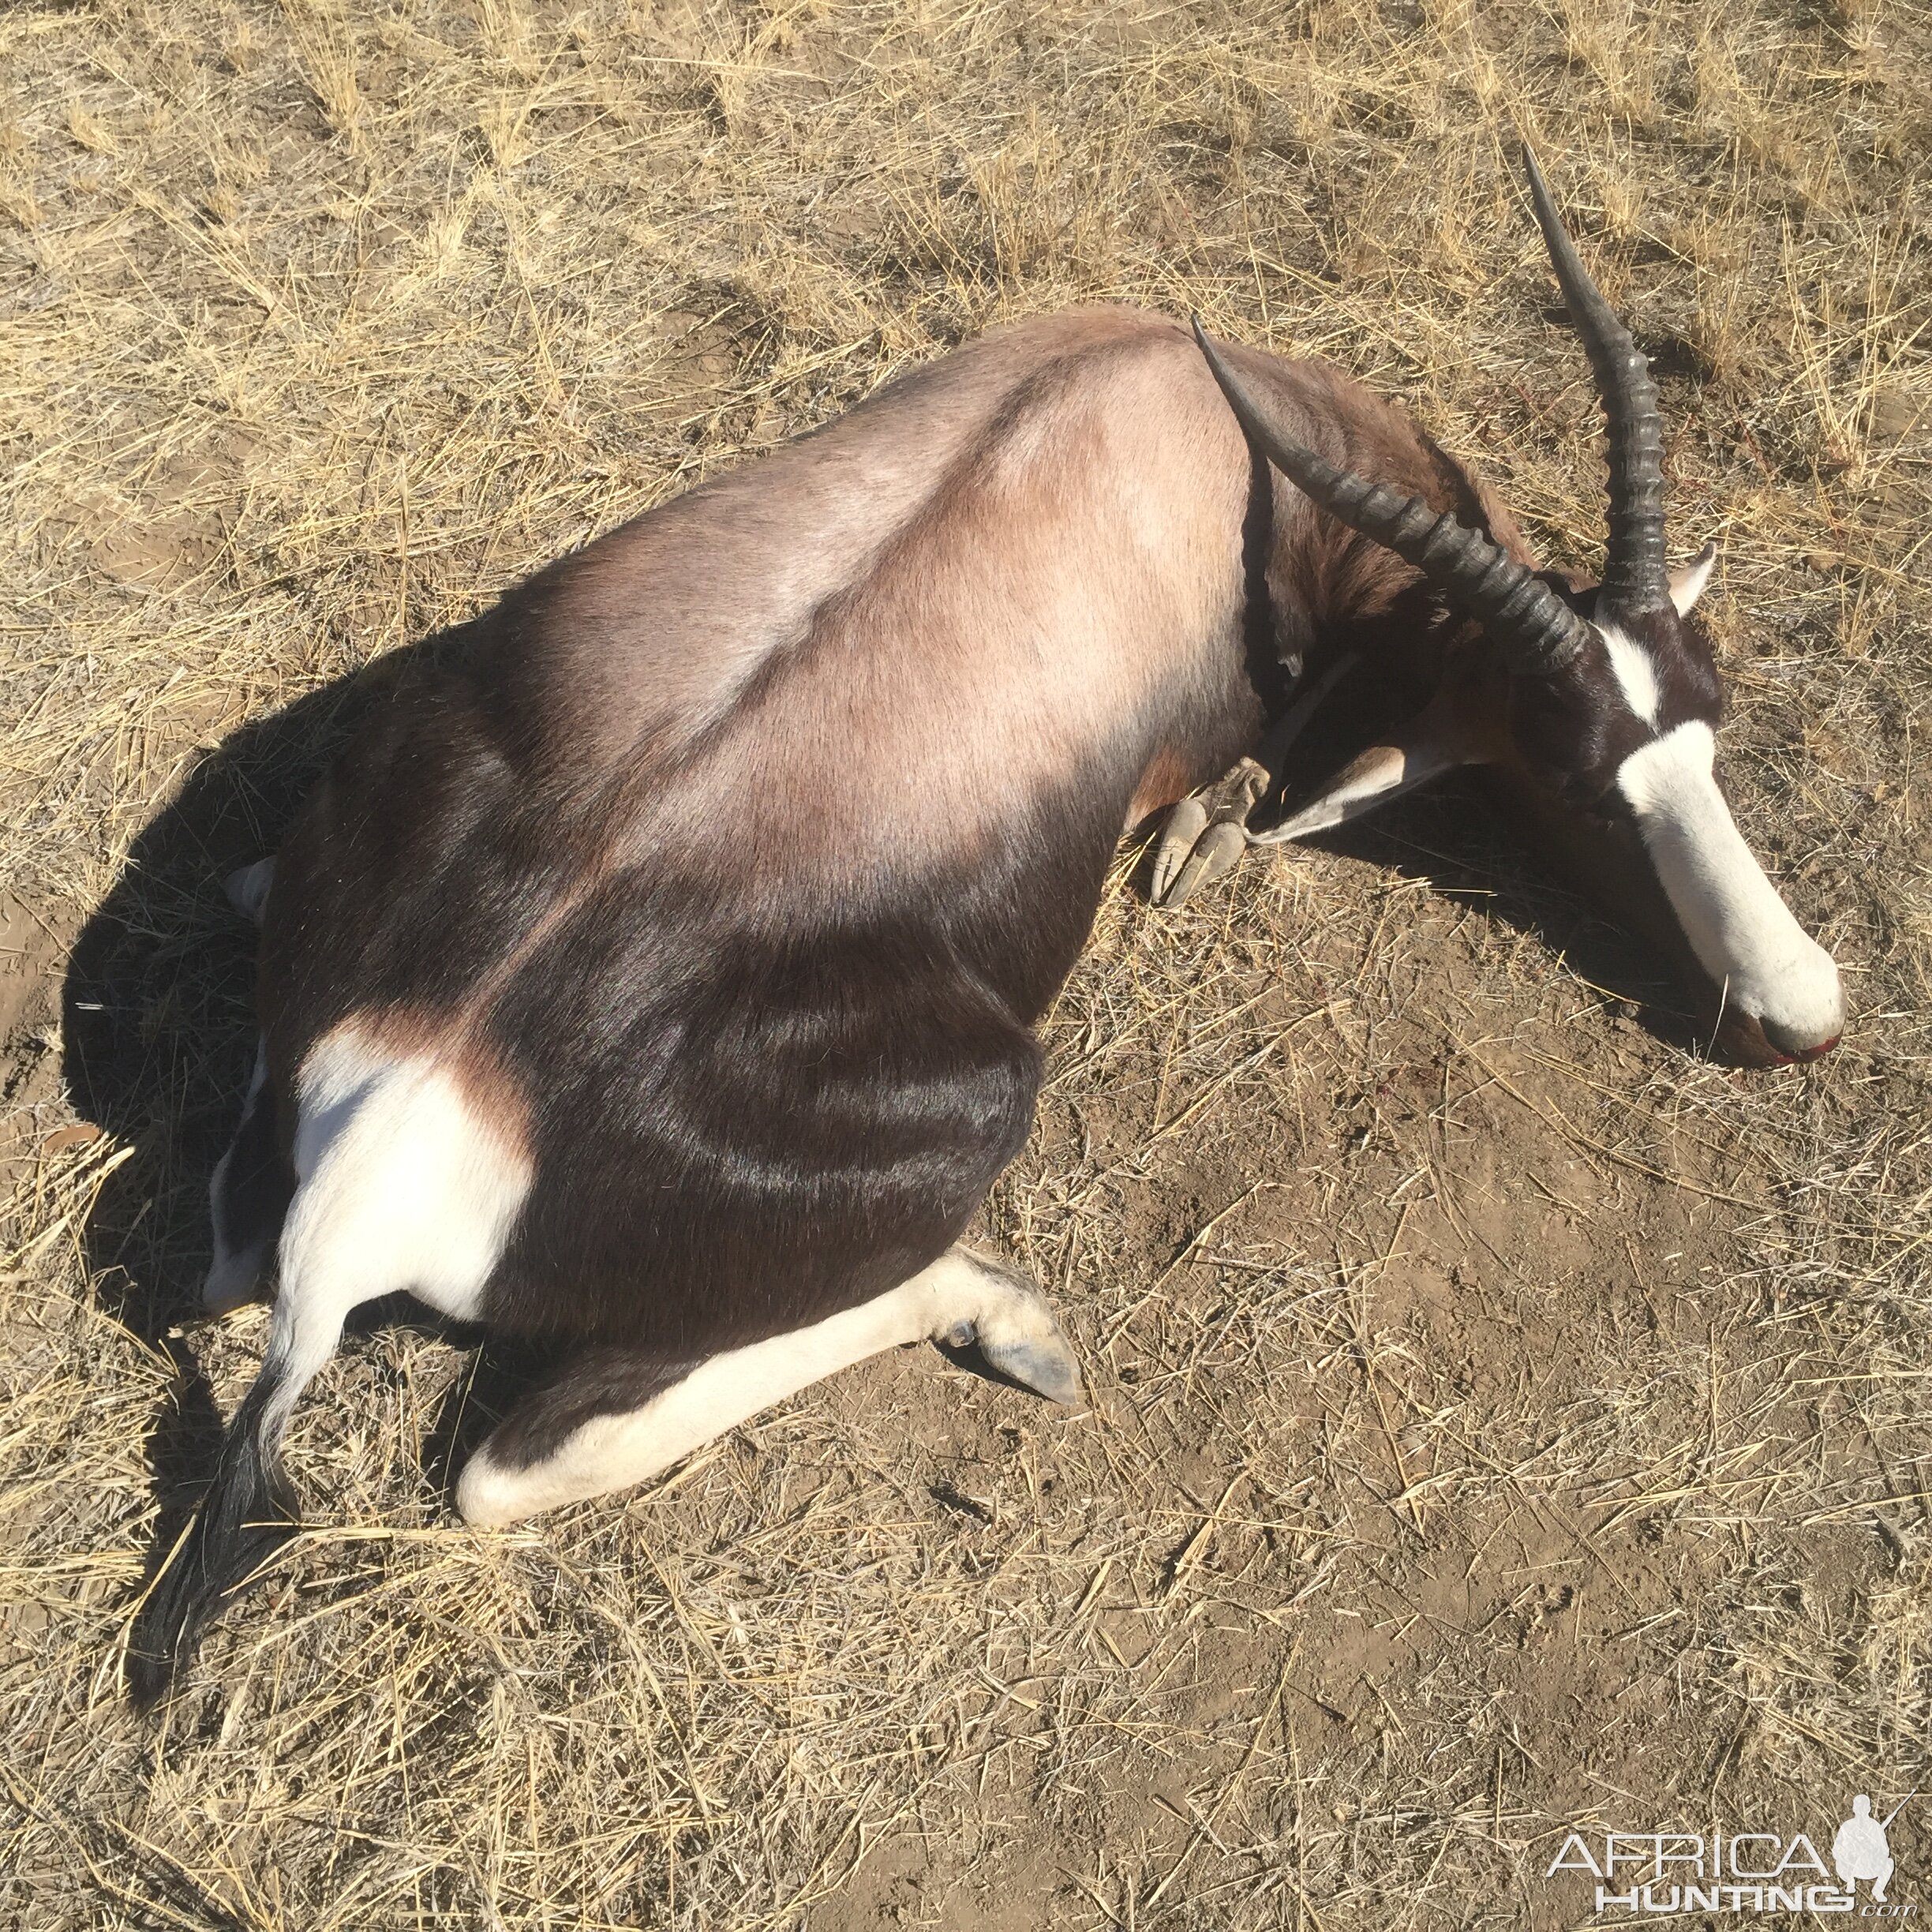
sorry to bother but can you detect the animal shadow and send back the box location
[1311,776,1709,1054]
[1132,770,1708,1054]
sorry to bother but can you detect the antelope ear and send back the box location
[1669,541,1718,616]
[1249,715,1481,846]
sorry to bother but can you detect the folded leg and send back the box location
[457,1247,1082,1527]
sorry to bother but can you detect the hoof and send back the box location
[200,1248,268,1316]
[1154,818,1247,908]
[939,1252,1087,1408]
[224,857,276,924]
[1150,761,1268,908]
[1151,798,1209,904]
[978,1327,1085,1409]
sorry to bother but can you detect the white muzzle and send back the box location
[1616,723,1843,1055]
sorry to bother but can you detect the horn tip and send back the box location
[1519,139,1556,215]
[1189,313,1241,398]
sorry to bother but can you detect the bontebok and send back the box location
[132,148,1840,1702]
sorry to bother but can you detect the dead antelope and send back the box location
[132,149,1841,1699]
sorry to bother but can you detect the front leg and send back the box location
[1149,650,1363,909]
[1148,758,1269,908]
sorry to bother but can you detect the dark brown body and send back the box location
[251,308,1518,1357]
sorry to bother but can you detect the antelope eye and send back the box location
[1522,741,1634,819]
[1578,788,1637,829]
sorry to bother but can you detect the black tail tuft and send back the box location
[127,1371,298,1709]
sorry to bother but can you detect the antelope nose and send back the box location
[1758,1014,1841,1062]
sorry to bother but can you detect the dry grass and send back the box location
[2,0,1930,1926]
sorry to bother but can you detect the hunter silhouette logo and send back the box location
[1835,1795,1903,1904]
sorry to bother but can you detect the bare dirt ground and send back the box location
[2,0,1929,1926]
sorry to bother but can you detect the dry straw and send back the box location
[1,0,1927,1926]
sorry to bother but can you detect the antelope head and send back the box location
[1189,148,1843,1068]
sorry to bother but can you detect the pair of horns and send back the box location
[1193,144,1673,677]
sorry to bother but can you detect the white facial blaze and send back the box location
[1616,723,1843,1047]
[1599,620,1661,728]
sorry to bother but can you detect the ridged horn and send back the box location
[1189,317,1592,675]
[1520,144,1670,616]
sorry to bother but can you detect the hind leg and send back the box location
[457,1247,1082,1528]
[204,1038,296,1314]
[135,1024,534,1698]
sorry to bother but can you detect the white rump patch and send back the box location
[285,1027,530,1326]
[1598,620,1661,728]
[457,1249,1081,1528]
[260,1025,533,1435]
[1616,723,1843,1047]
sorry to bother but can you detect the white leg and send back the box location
[456,1249,1083,1529]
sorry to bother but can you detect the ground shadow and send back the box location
[63,629,445,1342]
[1324,773,1713,1054]
[1131,769,1713,1056]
